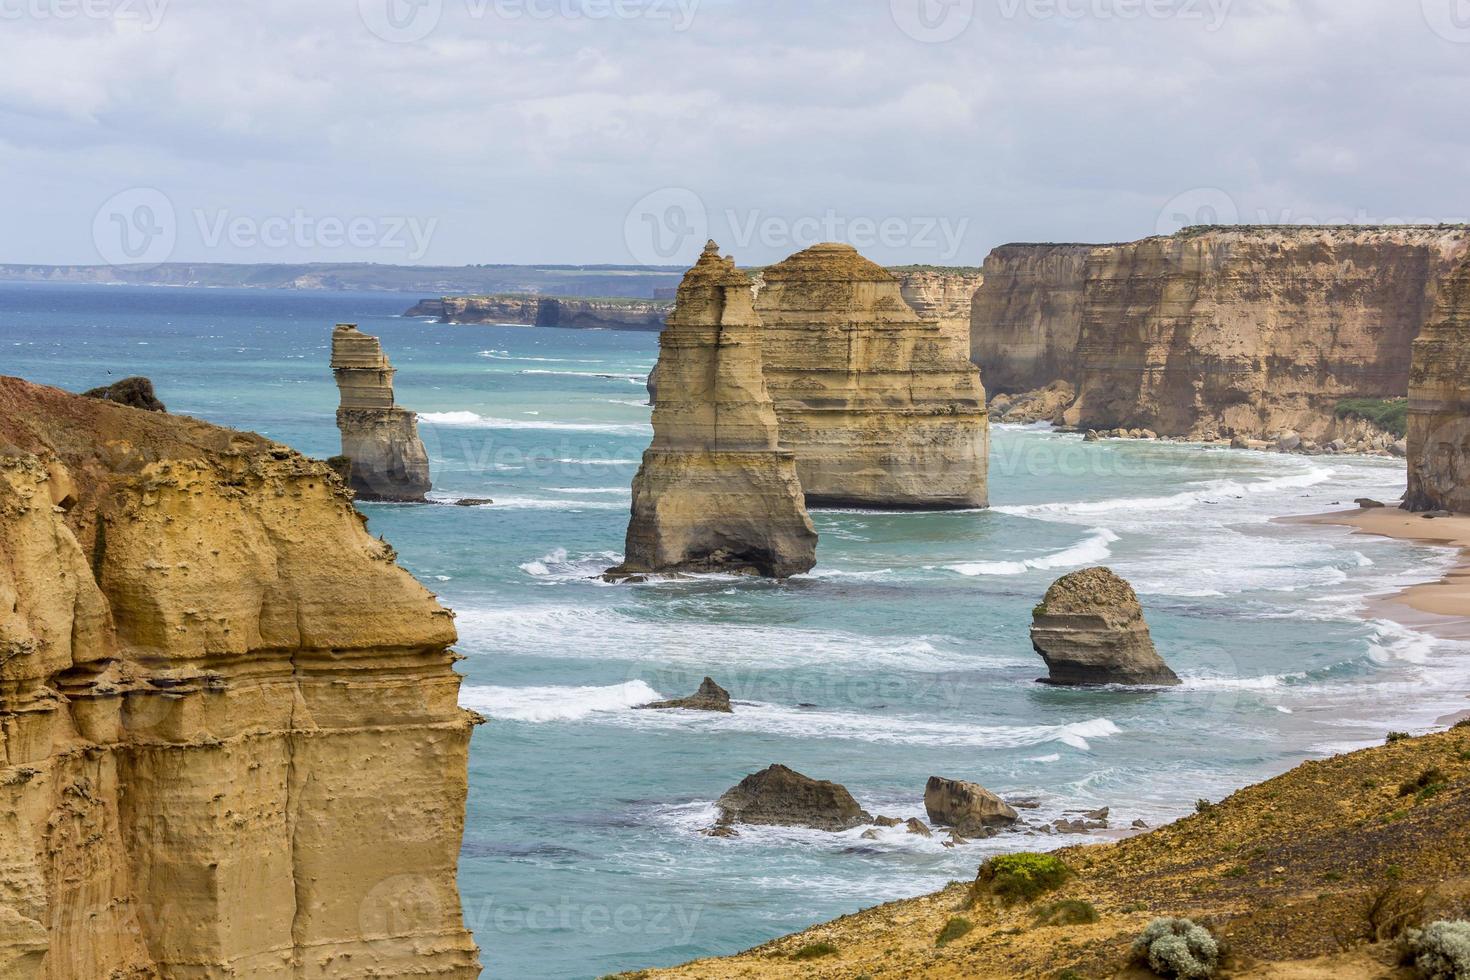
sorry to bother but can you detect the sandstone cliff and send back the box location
[0,376,480,978]
[971,227,1470,441]
[895,268,984,342]
[407,295,673,331]
[332,323,432,502]
[755,244,989,510]
[1406,257,1470,512]
[609,242,817,579]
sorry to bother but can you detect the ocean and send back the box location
[3,281,1466,979]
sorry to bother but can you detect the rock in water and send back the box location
[924,777,1018,834]
[637,676,733,713]
[608,242,817,579]
[1030,567,1180,686]
[330,323,432,502]
[0,376,480,977]
[81,376,166,412]
[755,243,989,510]
[1406,258,1470,512]
[716,764,872,831]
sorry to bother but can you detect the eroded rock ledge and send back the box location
[0,376,480,978]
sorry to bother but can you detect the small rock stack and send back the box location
[1030,567,1179,686]
[331,324,432,503]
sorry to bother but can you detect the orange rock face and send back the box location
[1406,258,1470,512]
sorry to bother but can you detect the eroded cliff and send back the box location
[408,295,672,331]
[969,244,1094,394]
[1406,257,1470,512]
[0,376,480,978]
[755,244,989,509]
[609,242,817,579]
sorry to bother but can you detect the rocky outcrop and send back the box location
[896,268,984,341]
[408,295,672,331]
[81,376,166,412]
[755,244,990,510]
[970,244,1096,394]
[332,323,432,502]
[971,227,1470,441]
[715,765,871,832]
[637,677,733,713]
[923,777,1018,835]
[1406,258,1470,512]
[608,242,817,579]
[0,375,480,978]
[989,381,1076,426]
[1031,566,1179,686]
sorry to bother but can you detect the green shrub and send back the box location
[1402,921,1470,979]
[1132,918,1219,978]
[790,942,838,960]
[1035,899,1099,927]
[975,853,1071,903]
[1194,799,1215,814]
[1388,731,1412,744]
[936,916,974,947]
[1335,398,1409,437]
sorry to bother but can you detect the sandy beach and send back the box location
[1295,506,1470,640]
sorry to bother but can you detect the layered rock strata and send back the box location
[0,375,480,978]
[715,765,871,832]
[1405,258,1470,512]
[755,244,989,509]
[1031,567,1179,686]
[332,323,432,502]
[608,242,817,579]
[896,268,985,345]
[970,227,1470,441]
[407,295,672,331]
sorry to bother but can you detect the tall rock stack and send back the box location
[331,323,432,502]
[608,242,817,579]
[755,244,990,510]
[1405,258,1470,512]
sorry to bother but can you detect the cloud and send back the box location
[1,0,1467,266]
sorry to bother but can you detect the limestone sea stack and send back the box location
[0,376,480,977]
[716,764,872,832]
[608,242,817,579]
[1031,567,1180,686]
[1405,258,1470,512]
[331,323,432,502]
[755,244,989,510]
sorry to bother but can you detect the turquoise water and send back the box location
[4,282,1468,979]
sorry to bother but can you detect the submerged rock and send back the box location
[1030,567,1180,686]
[82,376,166,412]
[716,764,872,832]
[636,677,733,713]
[331,323,432,502]
[924,776,1018,835]
[608,242,817,579]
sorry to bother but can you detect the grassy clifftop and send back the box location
[624,724,1470,979]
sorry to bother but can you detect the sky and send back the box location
[3,0,1470,268]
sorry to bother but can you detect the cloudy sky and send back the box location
[3,0,1469,267]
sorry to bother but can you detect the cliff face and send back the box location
[755,244,989,510]
[0,376,480,978]
[970,228,1470,440]
[969,244,1094,394]
[896,269,984,340]
[610,242,817,579]
[332,324,432,502]
[410,295,672,332]
[1406,258,1470,511]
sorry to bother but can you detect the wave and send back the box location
[946,528,1119,576]
[519,369,648,384]
[552,457,639,466]
[478,350,604,364]
[994,464,1334,520]
[419,411,652,435]
[460,681,661,722]
[520,547,624,579]
[546,487,632,495]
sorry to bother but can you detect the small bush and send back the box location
[1035,899,1099,927]
[936,916,974,947]
[1388,731,1412,744]
[1400,768,1447,797]
[1132,918,1219,978]
[975,853,1071,903]
[1336,398,1408,437]
[1194,799,1215,814]
[790,942,838,960]
[1402,920,1470,979]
